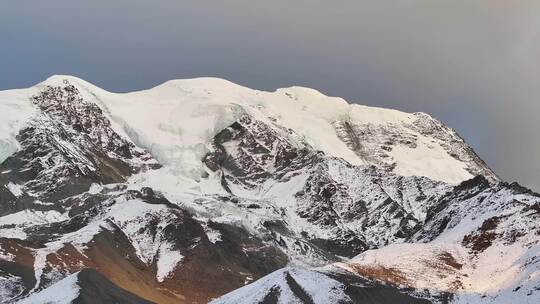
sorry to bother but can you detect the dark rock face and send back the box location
[259,286,281,304]
[0,83,159,214]
[283,271,315,304]
[462,216,500,253]
[203,115,318,191]
[0,181,19,215]
[73,269,155,304]
[331,273,444,304]
[0,240,37,300]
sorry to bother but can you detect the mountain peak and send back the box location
[1,75,523,304]
[15,75,495,184]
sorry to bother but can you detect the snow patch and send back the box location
[6,183,23,197]
[389,137,473,184]
[156,242,184,282]
[0,210,68,240]
[17,272,80,304]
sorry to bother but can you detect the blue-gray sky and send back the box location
[1,0,539,190]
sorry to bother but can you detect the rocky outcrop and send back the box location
[0,83,159,214]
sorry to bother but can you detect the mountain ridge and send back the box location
[1,75,497,184]
[0,76,536,304]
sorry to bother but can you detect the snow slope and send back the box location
[210,267,351,304]
[17,272,80,304]
[0,89,37,164]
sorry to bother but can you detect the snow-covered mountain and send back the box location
[0,75,537,304]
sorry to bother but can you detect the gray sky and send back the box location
[1,0,539,190]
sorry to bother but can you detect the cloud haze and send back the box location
[1,0,539,190]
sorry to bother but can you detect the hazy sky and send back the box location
[1,1,539,190]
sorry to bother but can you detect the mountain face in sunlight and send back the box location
[0,76,538,303]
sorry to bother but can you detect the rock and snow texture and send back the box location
[210,267,352,304]
[211,265,445,304]
[328,177,540,303]
[16,272,80,304]
[16,269,154,304]
[0,89,36,164]
[214,177,540,304]
[26,75,495,184]
[0,75,536,304]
